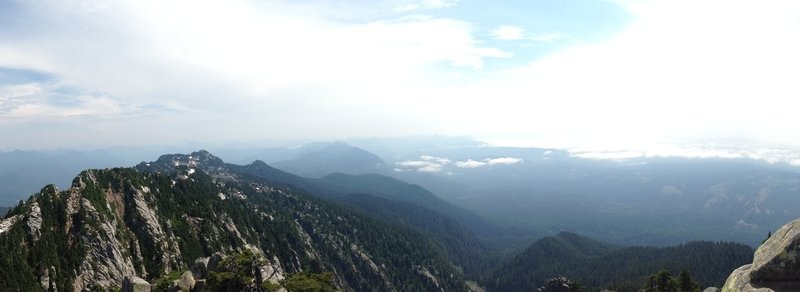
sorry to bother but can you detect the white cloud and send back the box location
[491,25,525,41]
[455,157,523,168]
[0,83,43,113]
[464,0,800,151]
[0,0,513,149]
[420,155,452,164]
[455,159,485,168]
[0,2,508,94]
[0,82,127,118]
[486,157,523,165]
[491,25,562,42]
[529,32,563,42]
[570,143,800,166]
[397,160,444,172]
[396,155,454,173]
[2,0,800,151]
[417,163,444,173]
[397,161,431,168]
[398,0,460,12]
[422,0,459,9]
[0,83,43,99]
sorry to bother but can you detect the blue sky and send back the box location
[1,0,799,155]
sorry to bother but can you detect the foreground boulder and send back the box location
[722,218,800,291]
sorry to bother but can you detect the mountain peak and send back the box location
[135,150,225,174]
[274,143,388,178]
[250,160,269,167]
[189,150,224,165]
[320,141,353,152]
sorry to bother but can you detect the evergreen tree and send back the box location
[645,270,678,292]
[677,269,699,292]
[762,231,772,244]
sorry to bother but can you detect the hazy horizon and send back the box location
[2,0,800,152]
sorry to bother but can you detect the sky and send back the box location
[1,0,800,153]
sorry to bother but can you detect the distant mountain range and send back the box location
[253,138,800,246]
[2,136,799,248]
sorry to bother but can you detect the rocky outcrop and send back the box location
[750,218,800,281]
[73,197,138,291]
[122,276,151,292]
[207,252,224,273]
[40,266,51,290]
[722,218,800,291]
[191,257,209,279]
[538,277,583,292]
[256,255,286,284]
[0,214,21,234]
[128,185,183,275]
[175,271,195,291]
[26,201,42,242]
[704,287,720,292]
[165,252,286,291]
[414,265,442,292]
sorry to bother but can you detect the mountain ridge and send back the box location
[0,150,466,291]
[211,152,503,279]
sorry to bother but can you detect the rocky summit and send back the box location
[722,218,800,291]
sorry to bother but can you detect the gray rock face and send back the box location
[26,201,42,242]
[722,218,800,292]
[750,218,800,281]
[207,252,225,273]
[177,271,196,291]
[129,186,183,275]
[0,214,21,235]
[73,197,137,290]
[703,287,720,292]
[58,171,183,290]
[39,266,50,290]
[122,276,151,292]
[722,265,760,292]
[259,256,286,284]
[192,257,209,279]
